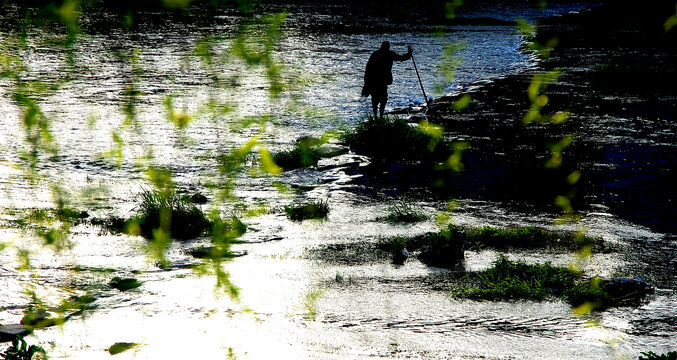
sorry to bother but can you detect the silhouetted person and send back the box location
[362,41,413,119]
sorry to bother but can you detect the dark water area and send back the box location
[425,1,677,234]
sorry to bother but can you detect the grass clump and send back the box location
[416,227,465,267]
[384,201,428,223]
[452,256,581,301]
[387,237,408,252]
[377,227,465,268]
[272,137,324,171]
[565,276,652,311]
[342,116,450,164]
[127,189,210,240]
[0,335,47,360]
[285,200,329,222]
[452,257,651,311]
[456,225,609,252]
[639,351,677,360]
[404,224,610,253]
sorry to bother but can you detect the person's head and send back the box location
[380,41,390,50]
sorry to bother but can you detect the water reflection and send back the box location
[1,2,675,359]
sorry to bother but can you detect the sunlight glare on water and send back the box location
[1,2,676,359]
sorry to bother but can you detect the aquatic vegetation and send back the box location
[387,237,407,252]
[57,294,98,318]
[453,224,609,252]
[302,287,325,320]
[342,116,451,164]
[273,137,324,171]
[384,201,428,223]
[18,291,97,331]
[1,0,674,356]
[382,237,410,264]
[452,256,581,301]
[403,224,609,253]
[20,308,64,330]
[415,226,465,268]
[567,276,653,312]
[452,257,651,311]
[0,335,46,360]
[640,351,677,360]
[309,243,389,266]
[376,228,464,267]
[285,200,329,222]
[128,188,210,240]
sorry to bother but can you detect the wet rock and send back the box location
[109,277,142,292]
[392,248,409,265]
[188,246,248,259]
[0,324,30,343]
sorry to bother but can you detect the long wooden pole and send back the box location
[411,53,430,108]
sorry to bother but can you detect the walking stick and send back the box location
[411,52,430,108]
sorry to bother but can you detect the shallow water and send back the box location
[1,2,676,359]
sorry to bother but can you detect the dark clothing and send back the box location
[362,48,412,97]
[369,83,388,102]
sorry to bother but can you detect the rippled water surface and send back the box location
[1,2,676,359]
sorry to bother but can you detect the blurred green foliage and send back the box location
[0,335,47,360]
[664,3,677,32]
[107,342,139,355]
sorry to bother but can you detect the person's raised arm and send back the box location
[392,45,413,61]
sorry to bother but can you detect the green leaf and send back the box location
[108,342,139,355]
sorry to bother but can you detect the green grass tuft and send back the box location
[452,256,581,301]
[129,189,210,240]
[285,200,329,222]
[451,257,649,311]
[377,226,465,268]
[273,137,324,171]
[342,116,451,164]
[639,351,677,360]
[384,201,428,223]
[453,225,609,252]
[400,224,609,253]
[0,335,47,360]
[387,237,408,252]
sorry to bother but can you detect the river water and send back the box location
[1,2,675,359]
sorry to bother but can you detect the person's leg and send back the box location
[373,85,388,119]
